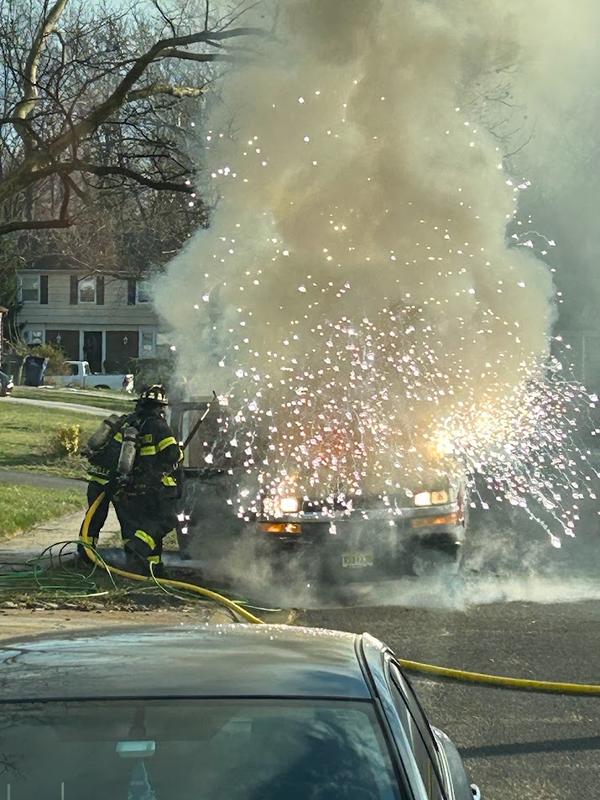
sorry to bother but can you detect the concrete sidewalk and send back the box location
[0,506,185,571]
[0,506,123,569]
[0,470,84,490]
[5,396,108,416]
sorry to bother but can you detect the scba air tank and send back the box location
[86,414,122,452]
[117,426,139,476]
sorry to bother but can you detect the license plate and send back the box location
[342,551,374,569]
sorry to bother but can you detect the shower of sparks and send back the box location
[164,16,599,549]
[196,298,598,546]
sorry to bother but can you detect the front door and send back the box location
[83,331,103,373]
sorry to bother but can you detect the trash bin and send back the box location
[23,355,49,387]
[2,354,24,385]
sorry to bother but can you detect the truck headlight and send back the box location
[414,490,449,507]
[279,496,301,514]
[414,491,431,507]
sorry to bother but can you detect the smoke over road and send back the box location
[155,0,597,542]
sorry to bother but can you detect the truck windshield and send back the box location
[1,698,404,799]
[181,406,240,470]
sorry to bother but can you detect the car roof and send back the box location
[0,624,380,702]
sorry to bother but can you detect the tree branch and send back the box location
[158,48,237,64]
[66,160,196,193]
[0,14,263,224]
[42,26,265,160]
[13,0,70,149]
[151,0,177,38]
[0,218,72,236]
[62,173,88,203]
[59,175,71,219]
[126,82,207,102]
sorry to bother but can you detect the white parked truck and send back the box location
[47,360,134,392]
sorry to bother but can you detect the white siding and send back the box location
[17,271,159,327]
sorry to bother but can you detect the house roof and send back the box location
[19,253,141,278]
[21,253,82,271]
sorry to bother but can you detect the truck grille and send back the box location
[301,493,409,515]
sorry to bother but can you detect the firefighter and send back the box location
[81,385,181,576]
[116,384,182,577]
[81,411,128,554]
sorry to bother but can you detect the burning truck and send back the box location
[170,396,469,584]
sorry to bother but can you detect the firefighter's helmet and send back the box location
[137,384,168,407]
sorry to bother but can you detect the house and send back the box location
[16,256,162,373]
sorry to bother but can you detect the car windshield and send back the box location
[0,698,404,800]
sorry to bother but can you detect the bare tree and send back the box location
[0,0,264,237]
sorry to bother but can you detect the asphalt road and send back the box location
[1,397,598,799]
[292,504,600,800]
[299,599,599,800]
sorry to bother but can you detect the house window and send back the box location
[141,331,155,355]
[78,277,97,304]
[136,279,151,304]
[20,274,40,303]
[24,329,43,345]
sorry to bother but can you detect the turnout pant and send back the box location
[116,492,177,572]
[84,481,110,545]
[78,480,120,559]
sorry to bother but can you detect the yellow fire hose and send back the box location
[397,659,600,696]
[80,492,264,625]
[81,493,600,695]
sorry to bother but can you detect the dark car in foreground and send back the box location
[171,399,468,581]
[0,624,480,799]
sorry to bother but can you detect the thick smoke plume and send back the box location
[155,1,596,540]
[158,0,554,372]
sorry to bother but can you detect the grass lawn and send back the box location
[0,484,85,539]
[13,386,133,413]
[0,404,98,479]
